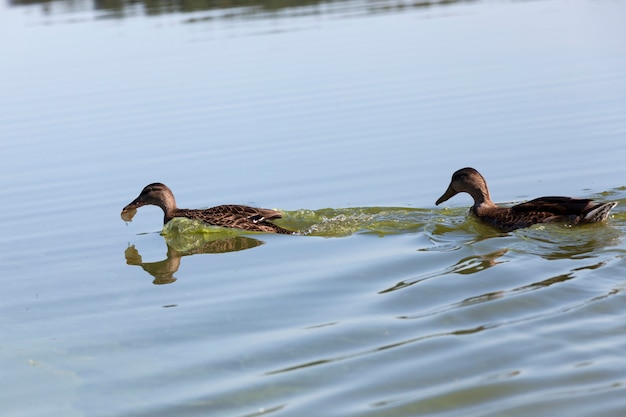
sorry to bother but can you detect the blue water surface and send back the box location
[1,0,626,416]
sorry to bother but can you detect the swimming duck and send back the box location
[121,183,295,234]
[436,167,617,232]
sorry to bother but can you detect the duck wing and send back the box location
[510,196,595,215]
[177,205,293,234]
[183,205,281,221]
[510,196,616,224]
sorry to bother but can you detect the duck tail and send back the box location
[584,201,618,223]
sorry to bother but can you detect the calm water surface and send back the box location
[2,0,626,416]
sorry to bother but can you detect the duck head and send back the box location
[121,183,177,221]
[436,167,494,207]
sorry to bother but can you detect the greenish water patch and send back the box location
[159,207,434,239]
[285,207,433,237]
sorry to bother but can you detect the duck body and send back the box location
[122,183,295,234]
[436,168,617,232]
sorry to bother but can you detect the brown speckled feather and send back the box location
[173,206,292,234]
[436,168,617,232]
[121,183,295,234]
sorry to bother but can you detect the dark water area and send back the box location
[8,0,470,20]
[2,0,626,416]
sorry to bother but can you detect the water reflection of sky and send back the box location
[1,0,626,212]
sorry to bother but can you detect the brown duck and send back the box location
[436,167,618,232]
[121,183,295,234]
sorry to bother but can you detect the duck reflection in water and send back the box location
[125,235,264,284]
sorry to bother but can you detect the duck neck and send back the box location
[157,194,179,225]
[470,186,497,210]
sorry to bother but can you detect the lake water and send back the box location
[2,0,626,415]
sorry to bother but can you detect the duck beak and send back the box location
[122,196,145,211]
[436,185,458,205]
[120,196,144,221]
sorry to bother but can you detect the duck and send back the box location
[435,167,618,232]
[121,183,295,234]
